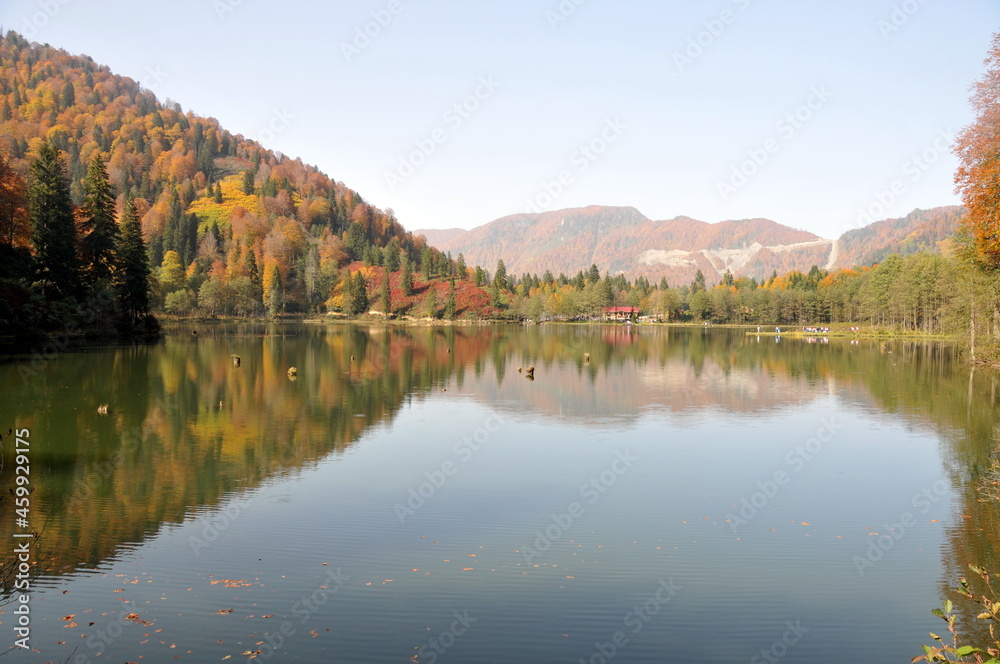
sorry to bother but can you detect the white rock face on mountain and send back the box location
[639,239,837,274]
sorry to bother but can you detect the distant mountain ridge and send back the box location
[417,205,965,284]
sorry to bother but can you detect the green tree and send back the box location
[494,258,509,291]
[242,168,256,195]
[60,80,75,108]
[691,269,706,293]
[29,143,79,298]
[401,256,414,296]
[424,286,438,319]
[159,250,187,296]
[346,271,369,316]
[385,238,401,272]
[456,253,467,279]
[689,289,710,320]
[421,247,434,279]
[345,221,368,261]
[164,289,194,315]
[263,262,284,318]
[198,277,227,316]
[445,279,456,319]
[79,155,119,284]
[229,277,258,317]
[598,274,614,309]
[116,197,153,326]
[246,250,262,305]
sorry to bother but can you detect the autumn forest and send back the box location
[2,30,1000,363]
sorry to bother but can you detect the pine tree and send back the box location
[263,261,283,318]
[385,238,401,272]
[598,274,614,308]
[163,190,182,254]
[347,271,369,315]
[345,220,367,261]
[116,197,152,326]
[60,80,75,109]
[421,246,433,279]
[246,249,262,304]
[494,259,508,291]
[692,269,706,293]
[401,256,414,296]
[456,253,467,279]
[28,143,80,299]
[242,168,256,195]
[445,279,456,320]
[424,286,438,319]
[213,182,223,204]
[80,155,119,283]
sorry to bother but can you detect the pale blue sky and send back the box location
[3,0,998,238]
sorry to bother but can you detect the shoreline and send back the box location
[154,315,961,342]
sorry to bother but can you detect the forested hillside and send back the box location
[0,30,475,325]
[835,206,964,268]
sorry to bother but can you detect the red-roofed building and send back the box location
[603,306,638,321]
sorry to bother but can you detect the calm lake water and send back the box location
[1,323,999,663]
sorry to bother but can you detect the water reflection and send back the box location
[0,323,997,654]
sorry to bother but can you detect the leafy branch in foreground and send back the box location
[914,566,1000,663]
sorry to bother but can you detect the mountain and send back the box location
[0,30,470,319]
[418,227,467,248]
[834,206,963,268]
[418,205,965,285]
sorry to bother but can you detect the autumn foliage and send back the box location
[0,30,462,318]
[955,32,1000,268]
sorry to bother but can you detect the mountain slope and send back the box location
[0,30,456,316]
[833,206,964,268]
[420,205,964,285]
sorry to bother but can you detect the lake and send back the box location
[1,323,998,663]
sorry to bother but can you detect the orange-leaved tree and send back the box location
[955,32,1000,269]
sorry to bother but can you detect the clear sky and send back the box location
[3,0,998,239]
